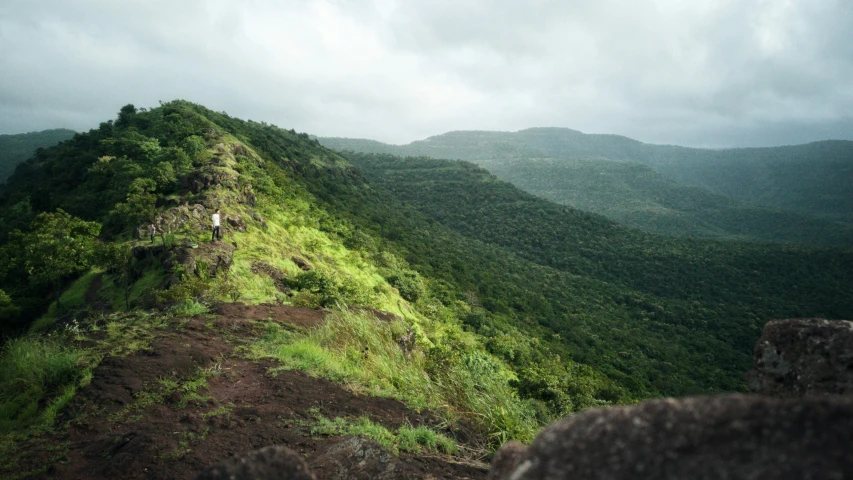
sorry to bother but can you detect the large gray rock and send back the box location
[488,394,853,480]
[747,318,853,397]
[308,436,400,480]
[195,445,315,480]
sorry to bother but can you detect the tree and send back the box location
[0,289,20,322]
[116,104,137,128]
[21,209,101,312]
[110,177,157,231]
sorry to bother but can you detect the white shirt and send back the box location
[212,213,221,227]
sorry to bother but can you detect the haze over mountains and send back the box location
[321,129,853,245]
[0,129,76,182]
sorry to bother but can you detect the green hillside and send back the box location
[1,102,851,462]
[340,152,853,390]
[513,128,853,222]
[320,132,853,244]
[483,157,853,244]
[0,129,76,181]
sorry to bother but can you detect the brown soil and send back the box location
[17,303,488,480]
[84,274,103,304]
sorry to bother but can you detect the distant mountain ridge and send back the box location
[0,129,77,181]
[320,129,853,244]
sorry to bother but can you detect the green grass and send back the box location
[398,425,458,455]
[251,309,538,447]
[0,335,87,433]
[170,299,210,317]
[30,269,102,332]
[310,413,458,456]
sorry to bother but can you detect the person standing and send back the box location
[211,209,221,242]
[149,223,157,243]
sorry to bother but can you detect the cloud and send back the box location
[0,0,850,147]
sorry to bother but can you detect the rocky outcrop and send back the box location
[191,438,409,480]
[308,436,400,480]
[195,445,315,480]
[164,242,235,280]
[251,261,292,295]
[291,255,312,271]
[746,318,853,397]
[489,317,853,480]
[184,166,239,193]
[135,203,209,239]
[488,394,853,480]
[226,214,247,232]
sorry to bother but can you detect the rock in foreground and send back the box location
[747,318,853,397]
[195,445,315,480]
[488,394,853,480]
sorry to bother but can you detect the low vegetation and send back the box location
[309,413,458,455]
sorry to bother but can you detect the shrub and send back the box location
[0,336,86,432]
[386,269,426,302]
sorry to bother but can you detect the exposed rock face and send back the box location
[487,394,853,480]
[251,261,292,295]
[747,318,853,397]
[226,214,247,232]
[135,203,209,239]
[164,242,235,281]
[292,255,312,271]
[195,445,315,480]
[184,166,239,193]
[308,436,399,480]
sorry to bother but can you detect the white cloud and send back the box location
[0,0,850,147]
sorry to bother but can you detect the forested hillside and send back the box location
[320,131,853,244]
[2,103,851,476]
[343,151,853,390]
[514,128,853,222]
[0,128,76,181]
[469,157,853,244]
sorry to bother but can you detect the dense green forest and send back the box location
[0,129,76,181]
[513,128,853,222]
[461,157,853,244]
[320,130,853,244]
[1,102,851,449]
[340,152,853,389]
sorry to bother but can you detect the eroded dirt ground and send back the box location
[14,304,488,480]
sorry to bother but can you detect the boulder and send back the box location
[195,445,315,480]
[226,214,247,232]
[488,441,527,480]
[292,255,312,271]
[251,261,292,295]
[746,318,853,397]
[308,436,400,480]
[488,394,853,480]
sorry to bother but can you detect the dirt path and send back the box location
[19,304,488,480]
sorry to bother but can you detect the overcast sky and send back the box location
[1,0,851,147]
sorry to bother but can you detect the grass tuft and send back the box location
[0,336,86,433]
[309,413,458,456]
